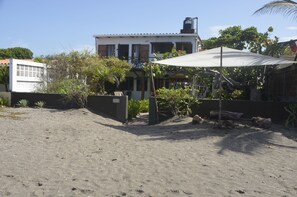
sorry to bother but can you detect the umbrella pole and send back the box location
[150,63,159,124]
[219,46,223,123]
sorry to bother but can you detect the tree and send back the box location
[203,26,277,54]
[203,26,279,99]
[43,51,131,95]
[0,47,33,59]
[44,50,94,83]
[86,57,131,94]
[144,48,188,78]
[0,65,9,91]
[254,0,297,19]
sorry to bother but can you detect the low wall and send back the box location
[88,95,128,123]
[192,99,291,123]
[149,97,294,124]
[11,92,67,109]
[10,92,128,122]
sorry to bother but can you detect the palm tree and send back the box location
[254,0,297,19]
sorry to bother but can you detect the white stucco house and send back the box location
[1,59,47,92]
[94,17,201,100]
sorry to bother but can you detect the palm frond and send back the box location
[254,0,297,19]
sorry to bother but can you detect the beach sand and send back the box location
[0,107,297,197]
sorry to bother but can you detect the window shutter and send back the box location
[140,45,149,63]
[98,45,107,57]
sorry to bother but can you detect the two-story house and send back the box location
[94,17,201,100]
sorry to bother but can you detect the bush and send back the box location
[139,99,149,113]
[41,79,90,108]
[63,91,88,108]
[0,97,9,107]
[17,99,29,107]
[156,87,199,117]
[35,101,46,108]
[285,103,297,128]
[128,99,141,120]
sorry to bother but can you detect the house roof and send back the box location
[0,59,34,66]
[0,59,9,65]
[94,33,199,38]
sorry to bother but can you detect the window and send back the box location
[151,42,174,54]
[132,44,140,63]
[132,44,149,65]
[98,45,115,57]
[118,44,129,60]
[176,42,192,54]
[136,77,148,91]
[119,77,134,91]
[107,45,115,57]
[17,64,44,78]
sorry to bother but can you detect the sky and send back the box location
[0,0,297,57]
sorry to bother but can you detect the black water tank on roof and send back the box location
[180,17,195,34]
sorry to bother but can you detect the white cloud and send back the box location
[209,25,234,37]
[287,26,297,30]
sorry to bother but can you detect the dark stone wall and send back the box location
[11,92,128,122]
[266,65,297,101]
[11,92,67,109]
[88,95,128,123]
[192,99,291,123]
[149,97,294,124]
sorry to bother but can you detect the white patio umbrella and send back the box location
[154,47,296,67]
[152,46,296,122]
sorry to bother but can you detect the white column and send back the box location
[128,44,132,64]
[115,44,119,57]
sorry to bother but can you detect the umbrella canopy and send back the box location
[151,47,296,124]
[153,47,296,67]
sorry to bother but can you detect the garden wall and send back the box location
[192,99,291,123]
[149,97,294,124]
[10,92,128,123]
[266,64,297,101]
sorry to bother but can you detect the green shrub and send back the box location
[139,99,149,113]
[42,79,89,95]
[128,99,141,120]
[211,89,243,100]
[17,99,29,107]
[285,103,297,128]
[63,91,88,108]
[156,87,199,117]
[0,97,9,107]
[35,101,46,108]
[41,79,90,108]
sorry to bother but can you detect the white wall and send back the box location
[9,59,47,92]
[95,34,198,100]
[95,34,199,62]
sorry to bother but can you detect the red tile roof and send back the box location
[0,59,34,65]
[0,59,9,65]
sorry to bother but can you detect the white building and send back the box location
[9,59,47,92]
[94,17,201,100]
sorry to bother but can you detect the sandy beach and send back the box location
[0,107,297,197]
